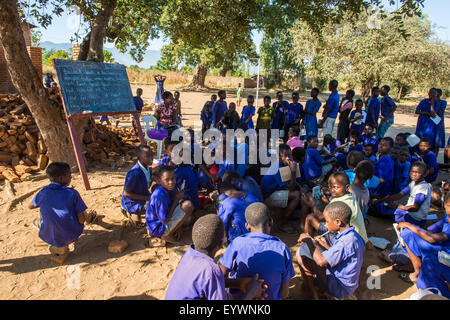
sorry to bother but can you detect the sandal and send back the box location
[32,218,41,231]
[148,237,166,248]
[398,273,416,285]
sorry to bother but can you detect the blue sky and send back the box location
[35,0,449,53]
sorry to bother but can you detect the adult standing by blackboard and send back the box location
[154,74,166,105]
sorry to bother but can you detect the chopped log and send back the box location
[0,153,12,163]
[2,169,20,183]
[24,131,36,144]
[38,154,49,170]
[37,139,47,154]
[26,141,37,156]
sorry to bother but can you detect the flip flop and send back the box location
[32,218,41,230]
[121,209,136,228]
[399,273,415,285]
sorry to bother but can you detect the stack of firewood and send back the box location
[0,94,49,182]
[0,90,142,183]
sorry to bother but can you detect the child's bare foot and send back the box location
[85,210,99,224]
[49,246,69,264]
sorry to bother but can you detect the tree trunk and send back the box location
[361,78,374,103]
[190,63,208,87]
[0,0,76,167]
[77,32,91,61]
[86,0,117,62]
[219,67,229,77]
[397,83,404,102]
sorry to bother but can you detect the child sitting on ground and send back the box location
[156,138,178,167]
[335,134,363,169]
[303,135,335,182]
[297,201,366,300]
[396,192,450,297]
[121,145,154,227]
[359,123,379,153]
[286,126,303,151]
[363,144,377,163]
[217,182,260,242]
[220,203,295,300]
[320,134,341,158]
[165,214,267,300]
[301,172,368,244]
[145,166,194,246]
[350,160,374,220]
[261,144,302,232]
[29,162,95,264]
[371,161,431,227]
[222,170,264,202]
[418,138,438,184]
[373,137,395,198]
[344,151,380,193]
[394,146,412,194]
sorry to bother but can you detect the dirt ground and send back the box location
[0,85,448,300]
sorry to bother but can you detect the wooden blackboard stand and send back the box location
[52,59,146,190]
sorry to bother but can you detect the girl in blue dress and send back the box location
[303,88,322,138]
[415,88,438,148]
[434,88,447,155]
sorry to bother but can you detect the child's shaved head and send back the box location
[324,201,351,225]
[192,214,224,253]
[46,162,70,182]
[346,151,364,169]
[245,202,271,228]
[329,172,350,185]
[355,160,374,182]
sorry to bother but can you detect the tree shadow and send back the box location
[108,293,159,300]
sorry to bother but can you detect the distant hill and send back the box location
[40,41,161,68]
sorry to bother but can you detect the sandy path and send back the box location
[0,87,448,300]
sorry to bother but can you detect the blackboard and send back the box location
[53,59,136,115]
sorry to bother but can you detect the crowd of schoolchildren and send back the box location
[30,80,449,300]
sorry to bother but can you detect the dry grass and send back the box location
[126,69,193,86]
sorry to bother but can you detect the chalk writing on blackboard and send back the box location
[53,59,136,115]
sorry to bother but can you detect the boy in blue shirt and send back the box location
[359,123,378,153]
[212,90,227,130]
[132,88,144,134]
[216,182,260,242]
[261,144,302,231]
[165,214,267,300]
[394,146,411,193]
[374,137,395,197]
[303,135,335,181]
[319,80,340,137]
[297,201,365,300]
[365,86,380,131]
[363,144,377,163]
[418,138,438,183]
[378,85,397,138]
[240,95,256,129]
[121,145,154,227]
[283,91,304,143]
[145,166,194,246]
[220,202,295,300]
[349,99,366,135]
[29,162,94,264]
[222,170,264,202]
[201,97,215,133]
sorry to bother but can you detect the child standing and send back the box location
[283,92,304,143]
[174,90,183,126]
[121,145,154,227]
[220,203,295,300]
[365,87,381,131]
[434,89,447,155]
[222,102,240,130]
[349,99,366,136]
[240,95,256,129]
[236,83,244,108]
[201,101,213,133]
[378,85,397,138]
[256,96,275,137]
[337,89,355,144]
[212,90,228,130]
[145,166,194,246]
[415,88,438,150]
[29,162,93,263]
[297,201,365,300]
[303,88,322,138]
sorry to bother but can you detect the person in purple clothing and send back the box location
[359,123,379,153]
[296,201,365,300]
[165,214,267,300]
[415,88,438,149]
[212,90,228,130]
[145,166,194,247]
[365,86,380,131]
[373,137,395,197]
[240,95,256,129]
[319,80,340,137]
[29,162,95,263]
[121,145,154,227]
[434,89,447,155]
[418,138,438,183]
[283,91,304,143]
[216,182,260,242]
[219,202,295,300]
[378,85,397,138]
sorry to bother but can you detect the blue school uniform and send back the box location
[133,96,144,111]
[145,184,176,237]
[212,100,227,125]
[374,154,394,197]
[165,245,227,300]
[220,232,295,300]
[326,140,341,154]
[345,169,380,191]
[420,151,438,183]
[157,154,171,166]
[234,176,264,202]
[197,167,216,190]
[323,91,340,119]
[260,161,289,199]
[349,110,365,133]
[304,99,322,137]
[435,99,447,148]
[415,99,437,147]
[365,97,380,127]
[394,160,411,194]
[32,183,87,247]
[322,226,365,299]
[271,100,290,129]
[359,134,378,153]
[241,105,256,129]
[121,162,151,214]
[302,146,324,181]
[380,94,396,120]
[285,102,304,126]
[217,190,260,242]
[174,164,199,209]
[201,108,213,127]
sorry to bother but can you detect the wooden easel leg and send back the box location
[67,117,91,190]
[133,113,145,144]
